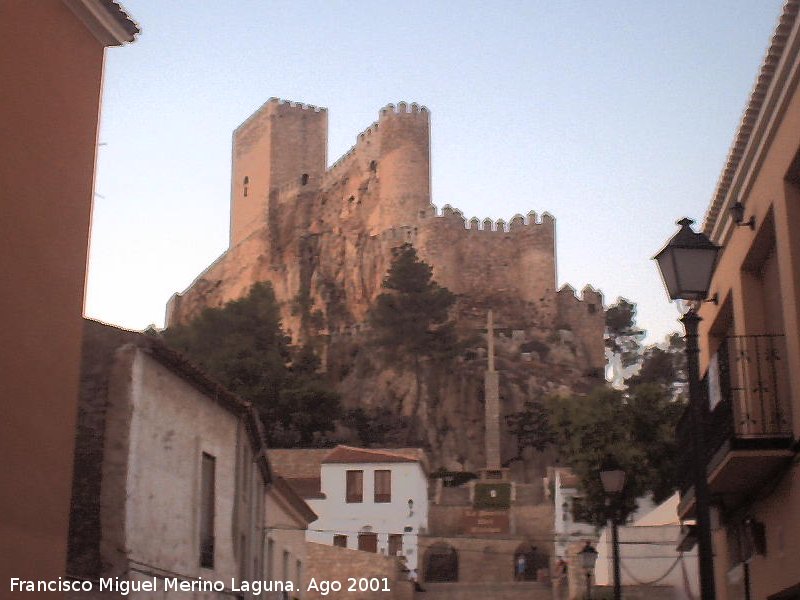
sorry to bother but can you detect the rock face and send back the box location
[166,98,605,473]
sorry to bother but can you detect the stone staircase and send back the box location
[416,581,554,600]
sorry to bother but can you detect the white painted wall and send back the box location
[553,471,596,558]
[105,348,265,597]
[594,495,699,600]
[305,461,428,571]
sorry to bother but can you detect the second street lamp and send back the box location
[578,541,599,600]
[600,455,626,600]
[653,217,720,600]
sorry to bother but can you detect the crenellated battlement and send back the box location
[356,121,380,142]
[379,101,429,118]
[419,204,555,233]
[557,283,604,305]
[234,97,328,139]
[264,97,326,113]
[326,145,359,178]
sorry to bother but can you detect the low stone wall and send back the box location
[305,543,413,600]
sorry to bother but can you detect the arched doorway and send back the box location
[424,543,458,582]
[513,543,549,581]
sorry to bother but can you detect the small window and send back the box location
[266,538,274,578]
[333,534,347,548]
[369,160,377,172]
[243,176,249,197]
[358,533,378,553]
[374,470,391,503]
[199,453,216,568]
[301,173,309,185]
[346,470,363,503]
[587,303,596,314]
[388,534,403,556]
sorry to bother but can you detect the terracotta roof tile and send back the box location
[703,0,800,238]
[99,0,140,37]
[267,449,332,479]
[282,477,325,500]
[322,445,425,465]
[271,476,319,522]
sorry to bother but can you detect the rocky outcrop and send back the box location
[330,320,602,476]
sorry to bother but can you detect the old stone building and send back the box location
[68,320,270,598]
[165,98,606,476]
[166,98,604,372]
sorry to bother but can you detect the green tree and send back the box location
[547,385,682,525]
[504,399,555,466]
[605,298,645,371]
[369,243,459,360]
[343,407,414,447]
[629,333,687,399]
[367,244,460,437]
[163,282,341,446]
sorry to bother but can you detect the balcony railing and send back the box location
[676,334,794,502]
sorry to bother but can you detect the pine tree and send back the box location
[163,282,340,446]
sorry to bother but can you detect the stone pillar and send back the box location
[485,310,501,470]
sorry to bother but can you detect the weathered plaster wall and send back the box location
[69,321,266,599]
[125,350,245,578]
[264,486,310,599]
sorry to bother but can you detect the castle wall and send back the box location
[169,99,601,360]
[555,285,605,374]
[415,208,556,312]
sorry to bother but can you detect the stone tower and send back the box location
[229,99,328,246]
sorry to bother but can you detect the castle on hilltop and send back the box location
[167,98,605,374]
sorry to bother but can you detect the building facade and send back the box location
[675,2,800,598]
[264,476,318,600]
[268,446,429,572]
[68,320,270,598]
[552,468,597,560]
[0,3,137,595]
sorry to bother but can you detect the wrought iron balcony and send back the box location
[677,334,795,518]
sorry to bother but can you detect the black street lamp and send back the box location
[600,455,626,600]
[578,541,599,600]
[654,217,720,600]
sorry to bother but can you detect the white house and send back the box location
[268,446,429,572]
[68,320,270,598]
[553,468,597,559]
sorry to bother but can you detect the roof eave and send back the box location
[702,0,800,240]
[63,0,139,46]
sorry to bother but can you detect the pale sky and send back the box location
[86,0,785,343]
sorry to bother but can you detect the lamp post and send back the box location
[654,218,720,600]
[600,456,626,600]
[578,541,599,600]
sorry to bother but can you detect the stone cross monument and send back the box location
[485,310,501,470]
